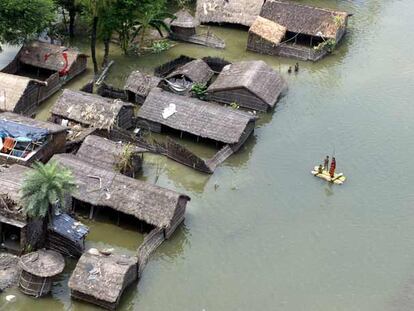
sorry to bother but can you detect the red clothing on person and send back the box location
[329,157,336,178]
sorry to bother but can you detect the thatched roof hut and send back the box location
[124,70,162,104]
[166,59,214,85]
[52,153,190,233]
[69,250,138,310]
[0,73,46,115]
[19,249,65,297]
[171,9,200,37]
[195,0,264,26]
[76,135,146,177]
[137,88,256,147]
[260,0,349,40]
[0,111,67,166]
[207,60,286,111]
[249,1,350,61]
[51,89,134,130]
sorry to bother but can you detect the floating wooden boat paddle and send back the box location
[311,166,346,185]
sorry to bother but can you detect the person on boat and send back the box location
[317,164,323,174]
[323,155,329,171]
[329,157,336,178]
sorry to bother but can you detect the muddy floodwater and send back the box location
[2,0,414,310]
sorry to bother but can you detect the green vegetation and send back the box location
[21,161,76,220]
[230,102,240,110]
[191,83,208,99]
[0,0,55,49]
[314,38,336,53]
[116,144,135,175]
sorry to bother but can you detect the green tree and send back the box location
[54,0,82,38]
[77,0,113,74]
[0,0,55,49]
[134,0,173,49]
[21,161,76,220]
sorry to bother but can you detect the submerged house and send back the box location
[163,59,214,94]
[19,249,65,297]
[76,135,146,177]
[69,250,138,310]
[52,153,190,238]
[50,89,134,149]
[0,112,66,166]
[0,165,44,254]
[195,0,264,27]
[206,60,286,111]
[0,73,46,115]
[124,70,162,104]
[248,0,350,61]
[1,41,87,114]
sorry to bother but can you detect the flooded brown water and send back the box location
[2,0,414,310]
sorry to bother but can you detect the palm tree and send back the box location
[20,161,76,220]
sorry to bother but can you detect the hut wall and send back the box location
[202,57,231,72]
[164,197,187,239]
[136,118,162,133]
[67,56,87,81]
[25,219,47,250]
[97,83,128,101]
[207,88,269,111]
[38,72,62,102]
[71,290,118,310]
[137,227,165,278]
[11,83,41,116]
[19,271,52,297]
[116,106,134,129]
[171,26,196,37]
[230,120,254,152]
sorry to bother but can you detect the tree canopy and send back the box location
[0,0,55,47]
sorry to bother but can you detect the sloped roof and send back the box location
[20,249,65,277]
[249,16,287,45]
[18,41,87,72]
[0,72,42,112]
[137,88,255,144]
[166,59,214,84]
[207,60,286,108]
[171,9,200,28]
[52,153,190,228]
[124,71,161,97]
[76,135,146,171]
[261,0,348,39]
[0,111,66,134]
[196,0,264,26]
[52,89,133,129]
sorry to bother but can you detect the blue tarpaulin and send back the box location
[0,119,49,141]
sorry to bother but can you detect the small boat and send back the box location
[311,166,346,185]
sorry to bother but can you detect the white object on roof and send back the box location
[162,104,177,119]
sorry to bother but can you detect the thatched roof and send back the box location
[76,135,146,171]
[0,165,31,223]
[68,251,137,304]
[166,59,214,84]
[51,153,190,228]
[196,0,264,26]
[52,89,133,129]
[249,16,287,44]
[18,41,87,72]
[0,111,66,134]
[19,249,65,277]
[138,88,255,144]
[207,60,286,108]
[261,0,348,39]
[0,72,44,112]
[124,71,161,97]
[171,10,200,28]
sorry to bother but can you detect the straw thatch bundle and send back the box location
[261,0,349,39]
[166,59,214,84]
[249,16,287,45]
[52,89,134,130]
[207,60,286,111]
[68,251,138,310]
[196,0,264,26]
[137,88,256,145]
[52,153,190,229]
